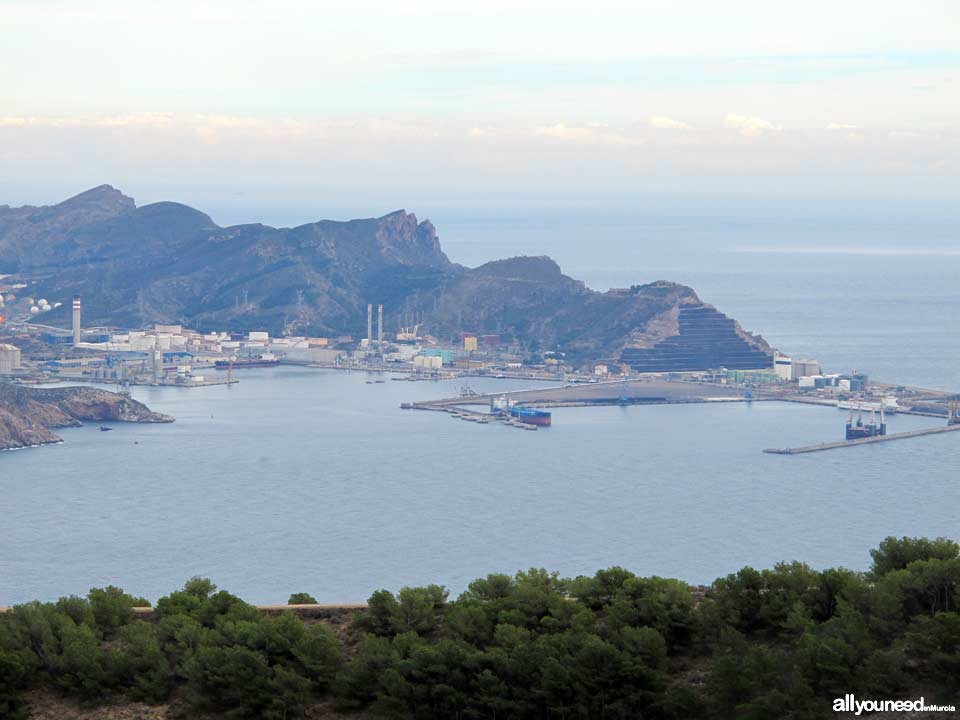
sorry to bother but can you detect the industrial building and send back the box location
[722,368,780,385]
[791,359,822,380]
[774,353,793,381]
[420,347,459,366]
[0,343,22,374]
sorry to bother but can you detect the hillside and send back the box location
[0,382,173,450]
[0,187,773,366]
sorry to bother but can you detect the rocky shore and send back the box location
[0,382,173,450]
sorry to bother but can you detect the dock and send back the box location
[763,423,960,454]
[416,377,748,409]
[404,402,544,429]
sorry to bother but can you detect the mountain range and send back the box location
[0,186,773,367]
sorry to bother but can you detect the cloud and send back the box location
[2,111,955,211]
[827,122,860,130]
[532,123,644,147]
[649,116,691,130]
[534,124,596,141]
[724,114,782,136]
[95,112,174,127]
[196,115,268,128]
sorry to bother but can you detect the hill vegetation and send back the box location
[2,536,958,719]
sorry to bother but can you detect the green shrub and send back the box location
[87,586,143,638]
[287,593,318,605]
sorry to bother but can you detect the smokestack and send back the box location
[377,304,383,349]
[152,337,163,384]
[72,295,81,346]
[367,304,372,347]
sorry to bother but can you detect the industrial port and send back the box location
[2,290,959,451]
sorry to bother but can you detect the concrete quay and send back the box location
[763,423,960,455]
[415,377,748,409]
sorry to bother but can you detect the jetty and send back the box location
[415,377,747,409]
[763,423,960,455]
[405,401,543,429]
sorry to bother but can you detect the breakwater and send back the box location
[764,423,960,454]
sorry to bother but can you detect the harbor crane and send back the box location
[396,323,422,342]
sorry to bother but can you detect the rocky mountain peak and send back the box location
[56,184,136,214]
[472,255,564,281]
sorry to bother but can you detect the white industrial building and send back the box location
[0,343,21,374]
[773,353,793,381]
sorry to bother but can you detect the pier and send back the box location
[763,423,960,454]
[415,377,748,409]
[405,402,543,429]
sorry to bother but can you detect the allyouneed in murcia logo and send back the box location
[834,694,956,715]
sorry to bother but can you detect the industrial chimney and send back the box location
[72,295,81,346]
[377,304,383,350]
[367,304,373,348]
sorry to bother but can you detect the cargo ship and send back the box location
[509,406,552,427]
[490,395,552,426]
[214,353,279,369]
[845,406,886,440]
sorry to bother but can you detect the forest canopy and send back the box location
[1,536,958,719]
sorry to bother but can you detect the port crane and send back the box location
[948,398,960,426]
[105,355,131,396]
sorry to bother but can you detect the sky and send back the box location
[1,0,958,224]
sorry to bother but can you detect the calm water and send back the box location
[2,213,958,604]
[1,368,957,605]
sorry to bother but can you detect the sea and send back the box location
[2,212,958,605]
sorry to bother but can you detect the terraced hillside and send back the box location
[620,305,772,372]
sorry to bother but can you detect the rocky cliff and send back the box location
[0,382,173,450]
[0,186,773,366]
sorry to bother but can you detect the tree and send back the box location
[902,612,960,692]
[0,644,35,720]
[868,537,959,580]
[115,620,175,703]
[182,644,313,719]
[87,586,144,638]
[287,592,318,605]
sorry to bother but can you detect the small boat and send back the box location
[99,426,113,432]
